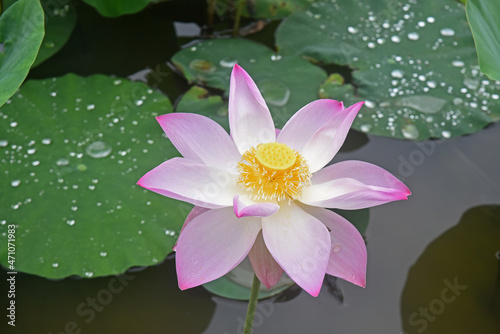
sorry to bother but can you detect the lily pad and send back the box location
[401,205,500,334]
[171,38,327,128]
[242,0,313,20]
[82,0,153,17]
[33,0,77,67]
[0,0,44,107]
[0,74,188,279]
[203,208,368,300]
[276,0,500,140]
[467,0,500,81]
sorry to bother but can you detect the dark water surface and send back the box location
[2,119,499,334]
[2,1,500,333]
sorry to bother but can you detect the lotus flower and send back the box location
[137,64,410,296]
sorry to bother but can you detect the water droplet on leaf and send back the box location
[391,69,404,79]
[407,32,419,41]
[86,141,112,158]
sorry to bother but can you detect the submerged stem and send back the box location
[232,0,245,37]
[243,274,261,334]
[207,0,216,30]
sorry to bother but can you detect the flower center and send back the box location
[237,143,311,201]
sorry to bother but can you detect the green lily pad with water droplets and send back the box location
[0,74,190,279]
[3,0,77,68]
[276,0,500,140]
[175,85,230,131]
[82,0,154,17]
[401,205,500,333]
[467,0,500,81]
[171,38,327,129]
[0,0,44,108]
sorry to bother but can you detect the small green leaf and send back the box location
[172,38,327,129]
[467,0,500,81]
[4,0,78,67]
[0,0,44,107]
[277,0,500,140]
[32,0,77,67]
[82,0,153,17]
[176,85,229,131]
[0,74,188,279]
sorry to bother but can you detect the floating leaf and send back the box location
[401,205,500,333]
[171,38,326,128]
[0,74,188,279]
[203,259,294,300]
[276,0,500,139]
[467,0,500,81]
[32,0,77,67]
[82,0,153,17]
[0,0,44,107]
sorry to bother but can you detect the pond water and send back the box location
[1,1,499,333]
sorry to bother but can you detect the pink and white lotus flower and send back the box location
[138,64,410,296]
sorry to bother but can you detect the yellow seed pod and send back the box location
[255,143,296,171]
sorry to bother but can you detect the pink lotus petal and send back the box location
[156,113,241,173]
[277,99,343,152]
[301,160,410,209]
[172,206,209,251]
[137,157,237,209]
[262,203,330,297]
[176,207,262,290]
[303,102,364,172]
[248,231,284,289]
[302,205,367,287]
[229,64,276,153]
[233,195,280,218]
